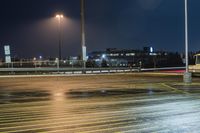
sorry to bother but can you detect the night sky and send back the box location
[0,0,199,58]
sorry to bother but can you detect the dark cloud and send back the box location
[0,0,199,58]
[137,0,163,10]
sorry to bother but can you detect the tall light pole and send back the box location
[184,0,192,83]
[81,0,87,69]
[56,14,63,61]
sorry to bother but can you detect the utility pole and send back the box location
[56,14,63,61]
[183,0,192,83]
[81,0,87,71]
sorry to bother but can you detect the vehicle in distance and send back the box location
[189,54,200,76]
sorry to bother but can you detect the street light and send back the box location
[56,14,63,61]
[56,14,63,18]
[183,0,192,83]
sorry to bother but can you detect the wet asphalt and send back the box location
[0,73,199,133]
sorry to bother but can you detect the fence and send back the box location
[0,60,185,74]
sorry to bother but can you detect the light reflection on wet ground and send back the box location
[0,74,199,133]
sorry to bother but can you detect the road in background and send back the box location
[0,73,200,132]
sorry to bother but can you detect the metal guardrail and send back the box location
[141,67,186,71]
[0,60,186,74]
[0,67,137,72]
[0,66,186,75]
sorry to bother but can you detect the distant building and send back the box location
[87,47,184,68]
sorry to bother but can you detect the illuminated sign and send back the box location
[4,45,10,55]
[4,45,12,63]
[5,56,11,63]
[82,46,87,61]
[150,47,154,53]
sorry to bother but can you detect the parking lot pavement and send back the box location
[0,73,200,133]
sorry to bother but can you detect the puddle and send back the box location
[0,90,51,104]
[67,88,167,98]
